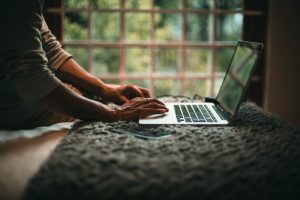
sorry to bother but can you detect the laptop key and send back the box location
[192,105,206,122]
[174,105,185,122]
[180,105,192,122]
[198,105,212,121]
[212,105,226,120]
[186,105,200,122]
[204,105,217,122]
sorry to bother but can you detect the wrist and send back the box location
[94,102,119,122]
[90,76,110,98]
[107,107,120,122]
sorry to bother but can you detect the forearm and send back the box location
[39,83,117,121]
[55,58,151,105]
[38,83,168,122]
[55,58,108,97]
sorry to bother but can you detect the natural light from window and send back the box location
[53,0,245,97]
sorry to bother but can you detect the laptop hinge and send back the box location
[203,96,218,104]
[204,97,232,122]
[216,104,232,122]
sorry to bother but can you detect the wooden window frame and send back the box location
[44,0,267,105]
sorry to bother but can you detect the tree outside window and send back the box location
[58,0,247,97]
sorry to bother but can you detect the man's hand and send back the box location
[112,97,168,121]
[55,58,152,105]
[39,84,167,123]
[103,84,151,105]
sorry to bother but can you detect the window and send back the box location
[44,0,265,98]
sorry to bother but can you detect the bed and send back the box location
[23,97,300,200]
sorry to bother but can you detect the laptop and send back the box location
[139,40,263,125]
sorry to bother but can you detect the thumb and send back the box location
[118,95,129,105]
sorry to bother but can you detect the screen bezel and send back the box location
[216,40,263,120]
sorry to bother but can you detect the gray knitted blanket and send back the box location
[23,97,300,200]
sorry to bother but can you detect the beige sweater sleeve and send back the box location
[41,17,72,71]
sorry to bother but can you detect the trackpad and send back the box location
[139,108,174,124]
[145,113,167,119]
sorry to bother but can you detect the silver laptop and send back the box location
[139,41,263,125]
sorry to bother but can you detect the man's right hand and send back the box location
[112,97,169,121]
[40,83,168,123]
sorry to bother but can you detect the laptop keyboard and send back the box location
[174,104,218,123]
[212,105,226,121]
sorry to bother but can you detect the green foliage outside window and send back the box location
[92,13,120,41]
[126,13,151,41]
[62,0,243,97]
[126,0,152,9]
[93,48,120,75]
[65,0,88,8]
[126,48,151,74]
[64,12,88,41]
[92,0,119,8]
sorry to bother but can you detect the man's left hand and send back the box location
[103,84,151,105]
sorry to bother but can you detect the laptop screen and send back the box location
[216,41,263,117]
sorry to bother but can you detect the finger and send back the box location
[139,87,151,98]
[131,97,144,101]
[145,98,166,107]
[124,97,147,107]
[140,102,168,111]
[138,108,167,118]
[118,95,130,105]
[130,98,161,106]
[124,97,167,109]
[127,85,144,99]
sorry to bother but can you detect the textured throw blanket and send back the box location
[23,97,300,200]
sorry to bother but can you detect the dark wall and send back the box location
[243,0,268,107]
[264,0,300,128]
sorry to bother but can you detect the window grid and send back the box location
[47,0,263,97]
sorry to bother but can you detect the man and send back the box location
[0,0,168,129]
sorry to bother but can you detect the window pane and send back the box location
[65,47,89,70]
[155,13,182,41]
[64,12,88,41]
[187,0,211,9]
[186,48,210,73]
[126,13,151,41]
[154,0,182,10]
[216,0,242,10]
[62,0,248,98]
[216,14,243,41]
[125,79,150,89]
[187,14,211,41]
[155,49,180,75]
[125,0,152,9]
[216,48,235,72]
[92,0,119,8]
[154,79,179,97]
[93,48,119,75]
[126,48,151,74]
[92,13,120,41]
[65,0,88,8]
[184,79,207,97]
